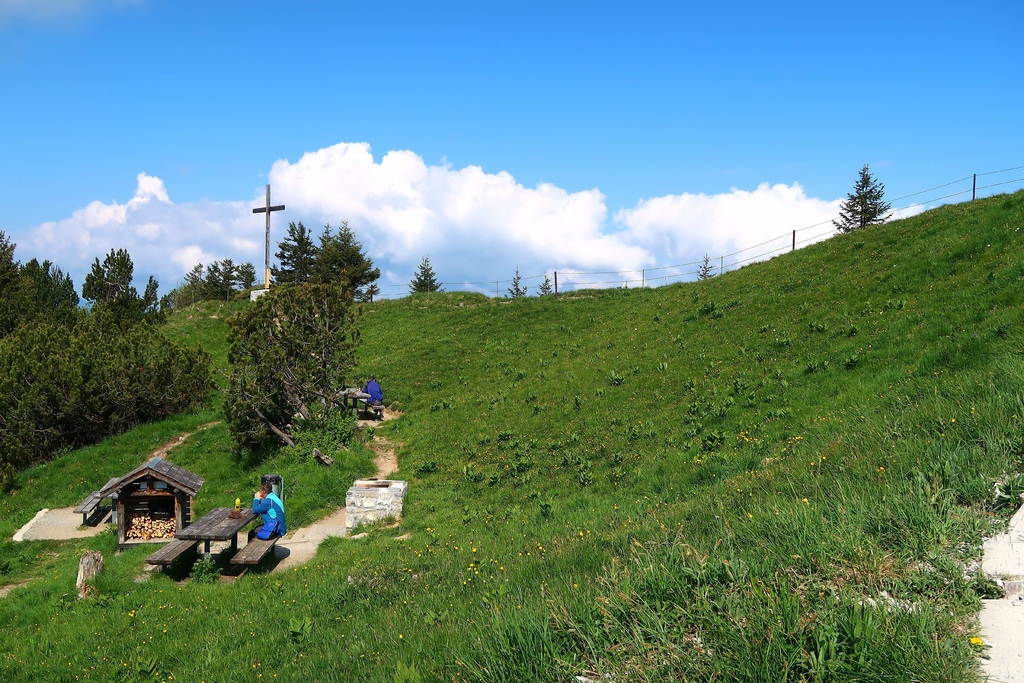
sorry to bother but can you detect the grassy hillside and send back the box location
[1,191,1023,682]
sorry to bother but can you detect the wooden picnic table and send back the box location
[176,507,256,555]
[342,387,370,405]
[342,387,383,418]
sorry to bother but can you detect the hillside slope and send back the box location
[1,191,1022,682]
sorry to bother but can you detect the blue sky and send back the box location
[2,0,1022,296]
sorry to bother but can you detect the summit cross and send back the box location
[252,184,285,289]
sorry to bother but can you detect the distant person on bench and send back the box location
[362,376,384,417]
[251,481,286,540]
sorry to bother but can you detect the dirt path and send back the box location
[272,412,401,571]
[148,422,220,460]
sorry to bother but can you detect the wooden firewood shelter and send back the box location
[98,457,204,550]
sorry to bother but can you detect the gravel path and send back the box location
[980,503,1024,681]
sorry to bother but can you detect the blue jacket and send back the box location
[364,379,384,404]
[252,491,286,537]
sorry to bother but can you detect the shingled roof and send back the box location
[98,457,204,498]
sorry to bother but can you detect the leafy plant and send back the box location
[414,460,438,475]
[289,616,313,643]
[189,556,221,584]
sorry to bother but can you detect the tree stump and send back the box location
[76,550,103,599]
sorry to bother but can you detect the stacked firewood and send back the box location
[126,515,176,540]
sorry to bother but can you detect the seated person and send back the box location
[363,376,384,407]
[251,481,286,540]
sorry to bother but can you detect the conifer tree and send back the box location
[82,248,161,324]
[833,164,893,233]
[538,273,554,295]
[205,259,239,301]
[237,262,258,291]
[272,221,318,284]
[409,256,443,294]
[312,221,381,296]
[507,266,528,298]
[697,254,716,280]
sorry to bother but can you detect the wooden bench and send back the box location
[359,398,384,420]
[73,492,103,525]
[231,537,279,565]
[145,539,198,566]
[74,477,120,525]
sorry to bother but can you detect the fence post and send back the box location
[792,230,796,251]
[720,256,724,275]
[972,174,977,201]
[496,281,499,298]
[554,271,558,295]
[642,269,645,288]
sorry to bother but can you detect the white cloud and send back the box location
[24,172,256,291]
[614,183,842,277]
[268,143,647,292]
[16,142,861,298]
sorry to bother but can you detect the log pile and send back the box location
[126,515,176,540]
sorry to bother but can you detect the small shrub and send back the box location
[414,460,438,475]
[697,301,723,319]
[189,556,221,584]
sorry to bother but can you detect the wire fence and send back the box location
[373,165,1024,299]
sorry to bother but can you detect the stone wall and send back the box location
[345,480,407,533]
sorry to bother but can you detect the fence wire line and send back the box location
[371,166,1023,298]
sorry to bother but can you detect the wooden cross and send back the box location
[252,184,285,289]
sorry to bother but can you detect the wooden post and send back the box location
[792,229,796,251]
[554,271,558,295]
[720,256,724,275]
[642,269,645,288]
[972,174,977,201]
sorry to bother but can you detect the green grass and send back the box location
[2,191,1024,681]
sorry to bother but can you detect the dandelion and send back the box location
[802,498,809,504]
[970,637,984,647]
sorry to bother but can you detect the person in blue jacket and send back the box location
[252,481,286,540]
[363,376,384,406]
[362,376,385,419]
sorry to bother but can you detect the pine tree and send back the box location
[272,221,318,284]
[538,273,554,295]
[82,248,161,324]
[20,259,79,324]
[237,262,258,291]
[507,267,528,298]
[697,254,716,280]
[312,221,381,296]
[409,256,443,294]
[833,164,892,233]
[204,259,237,302]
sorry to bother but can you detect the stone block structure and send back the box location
[345,479,407,533]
